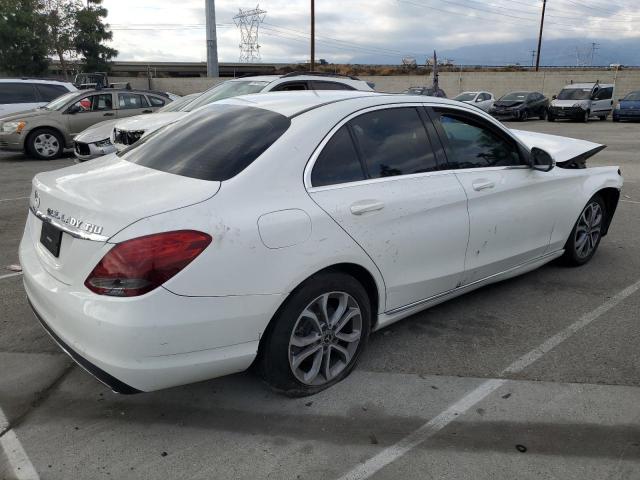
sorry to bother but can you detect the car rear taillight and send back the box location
[85,230,212,297]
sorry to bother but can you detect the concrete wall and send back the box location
[120,69,639,98]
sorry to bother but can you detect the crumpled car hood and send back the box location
[511,129,605,167]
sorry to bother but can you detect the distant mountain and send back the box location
[348,38,640,67]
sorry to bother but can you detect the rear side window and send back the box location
[120,105,291,181]
[350,108,438,178]
[0,83,37,104]
[311,126,365,187]
[273,82,308,91]
[118,93,148,109]
[148,96,165,107]
[311,81,354,91]
[35,84,68,101]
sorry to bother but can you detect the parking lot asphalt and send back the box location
[1,120,639,480]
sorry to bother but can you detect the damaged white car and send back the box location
[22,92,622,396]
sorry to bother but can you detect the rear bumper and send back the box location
[19,218,284,392]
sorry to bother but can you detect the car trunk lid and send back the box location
[28,155,220,285]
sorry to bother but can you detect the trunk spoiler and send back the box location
[510,129,606,168]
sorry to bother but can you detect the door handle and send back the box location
[472,180,495,191]
[103,112,115,116]
[350,200,385,215]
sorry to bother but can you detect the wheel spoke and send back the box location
[301,308,322,332]
[303,349,323,383]
[329,293,348,327]
[292,344,322,369]
[318,294,330,326]
[334,307,359,334]
[323,346,333,381]
[332,344,351,363]
[335,329,361,343]
[290,332,321,348]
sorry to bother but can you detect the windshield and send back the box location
[42,91,79,110]
[158,94,198,113]
[557,88,592,100]
[184,80,270,111]
[454,93,477,102]
[623,91,640,101]
[500,92,528,102]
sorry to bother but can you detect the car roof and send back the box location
[214,90,476,118]
[0,78,74,85]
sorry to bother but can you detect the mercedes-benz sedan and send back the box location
[21,91,622,396]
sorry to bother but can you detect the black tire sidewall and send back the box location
[27,128,63,160]
[259,272,372,397]
[562,194,606,266]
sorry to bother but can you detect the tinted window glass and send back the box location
[438,113,523,168]
[118,93,147,109]
[594,87,613,100]
[120,105,291,181]
[0,83,37,104]
[69,94,112,112]
[312,126,365,187]
[35,84,68,101]
[273,82,307,91]
[311,81,354,91]
[148,96,165,107]
[350,108,437,178]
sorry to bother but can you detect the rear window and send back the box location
[119,105,291,181]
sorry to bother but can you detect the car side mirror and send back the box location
[552,95,557,100]
[66,104,81,114]
[530,147,555,172]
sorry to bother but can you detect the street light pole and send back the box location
[205,0,219,77]
[310,0,315,71]
[535,0,547,72]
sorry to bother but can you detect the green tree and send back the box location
[75,0,117,73]
[42,0,82,80]
[0,0,50,76]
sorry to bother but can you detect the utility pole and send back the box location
[535,0,547,72]
[530,49,536,67]
[591,42,600,66]
[310,0,315,71]
[205,0,219,77]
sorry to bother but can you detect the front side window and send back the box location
[594,87,613,100]
[148,96,166,107]
[437,113,523,169]
[0,83,37,104]
[350,108,438,178]
[118,93,148,109]
[119,105,290,181]
[311,126,365,187]
[69,94,113,112]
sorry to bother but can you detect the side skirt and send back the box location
[374,249,564,331]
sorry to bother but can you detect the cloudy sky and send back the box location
[103,0,640,65]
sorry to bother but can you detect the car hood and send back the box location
[74,119,120,143]
[494,101,523,108]
[0,108,50,122]
[511,129,605,166]
[619,100,640,109]
[114,112,186,132]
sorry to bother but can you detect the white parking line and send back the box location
[620,199,640,204]
[0,410,39,480]
[0,196,28,203]
[337,277,640,480]
[0,272,23,281]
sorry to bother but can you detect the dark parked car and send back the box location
[404,86,447,98]
[613,91,640,122]
[489,91,549,121]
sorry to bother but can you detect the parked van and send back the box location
[0,79,77,116]
[548,82,615,122]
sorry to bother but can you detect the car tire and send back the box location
[539,109,547,120]
[26,128,64,160]
[561,194,606,267]
[547,113,555,122]
[612,116,620,122]
[520,110,529,121]
[582,110,590,123]
[258,272,371,397]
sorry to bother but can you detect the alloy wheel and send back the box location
[574,201,603,259]
[288,292,363,386]
[33,133,60,158]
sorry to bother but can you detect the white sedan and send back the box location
[453,91,495,112]
[20,92,622,396]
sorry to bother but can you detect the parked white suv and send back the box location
[548,82,615,122]
[0,79,77,116]
[111,73,375,152]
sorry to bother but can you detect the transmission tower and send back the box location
[233,5,266,62]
